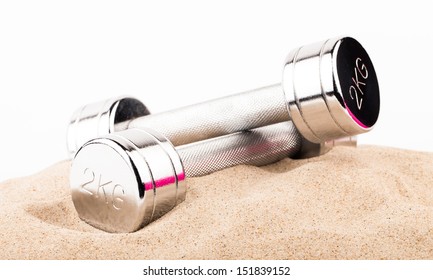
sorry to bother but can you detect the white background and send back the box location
[2,260,433,280]
[0,0,432,182]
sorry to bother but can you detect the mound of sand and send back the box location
[0,146,432,259]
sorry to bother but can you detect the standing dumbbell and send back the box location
[67,36,379,156]
[70,122,356,233]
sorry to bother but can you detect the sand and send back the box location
[0,145,432,259]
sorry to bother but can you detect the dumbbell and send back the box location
[70,122,357,233]
[67,36,380,156]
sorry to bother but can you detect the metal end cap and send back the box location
[70,128,186,233]
[282,36,380,143]
[67,96,150,157]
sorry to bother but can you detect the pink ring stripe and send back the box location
[345,103,368,129]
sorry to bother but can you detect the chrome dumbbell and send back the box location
[70,122,356,233]
[67,36,379,156]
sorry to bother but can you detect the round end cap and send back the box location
[70,128,185,233]
[67,96,150,157]
[282,37,380,143]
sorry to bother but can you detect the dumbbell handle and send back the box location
[177,121,300,177]
[118,84,287,147]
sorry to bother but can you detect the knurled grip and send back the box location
[177,122,301,177]
[123,84,288,147]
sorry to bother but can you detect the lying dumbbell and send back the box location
[70,122,357,233]
[67,36,379,156]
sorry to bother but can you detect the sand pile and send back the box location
[0,146,432,259]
